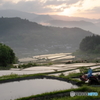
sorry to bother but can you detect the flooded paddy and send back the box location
[0,79,78,100]
[0,63,99,76]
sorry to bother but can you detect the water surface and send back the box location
[0,79,78,100]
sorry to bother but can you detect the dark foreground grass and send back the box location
[16,85,100,100]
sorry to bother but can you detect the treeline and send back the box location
[0,43,16,67]
[80,35,100,53]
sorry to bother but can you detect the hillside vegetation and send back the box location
[80,35,100,53]
[73,35,100,61]
[0,17,93,57]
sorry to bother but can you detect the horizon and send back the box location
[0,0,100,19]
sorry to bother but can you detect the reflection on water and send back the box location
[0,79,78,100]
[0,70,54,76]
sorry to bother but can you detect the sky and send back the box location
[0,0,100,19]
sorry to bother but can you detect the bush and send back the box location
[59,73,65,77]
[0,43,15,67]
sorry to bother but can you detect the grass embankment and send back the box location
[16,85,100,100]
[0,71,81,85]
[0,73,46,82]
[18,62,53,68]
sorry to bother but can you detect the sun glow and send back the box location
[58,1,81,16]
[59,7,78,16]
[58,0,100,17]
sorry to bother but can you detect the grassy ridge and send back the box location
[0,73,46,81]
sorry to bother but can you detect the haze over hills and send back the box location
[33,15,53,23]
[96,22,100,27]
[0,9,37,21]
[0,9,99,23]
[51,15,98,23]
[0,10,100,35]
[0,17,94,58]
[46,20,100,35]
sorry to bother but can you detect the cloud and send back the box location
[0,0,71,13]
[0,0,53,13]
[44,0,67,6]
[44,0,83,6]
[66,0,82,5]
[92,7,100,13]
[0,0,100,18]
[0,0,3,3]
[0,0,84,13]
[84,7,100,14]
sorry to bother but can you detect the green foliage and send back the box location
[80,35,100,53]
[48,62,53,65]
[0,43,15,67]
[79,67,88,74]
[14,56,18,64]
[18,62,53,69]
[0,73,19,80]
[59,73,65,77]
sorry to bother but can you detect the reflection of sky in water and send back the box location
[0,66,60,76]
[0,70,54,76]
[0,79,78,100]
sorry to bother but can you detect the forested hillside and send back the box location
[0,17,93,57]
[80,35,100,53]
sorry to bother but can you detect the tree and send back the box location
[79,35,100,53]
[0,43,15,67]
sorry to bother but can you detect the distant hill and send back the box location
[0,10,53,23]
[47,20,94,26]
[0,9,99,23]
[0,9,100,35]
[96,22,100,27]
[0,9,37,21]
[0,17,94,58]
[33,15,53,23]
[51,15,97,23]
[46,20,100,35]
